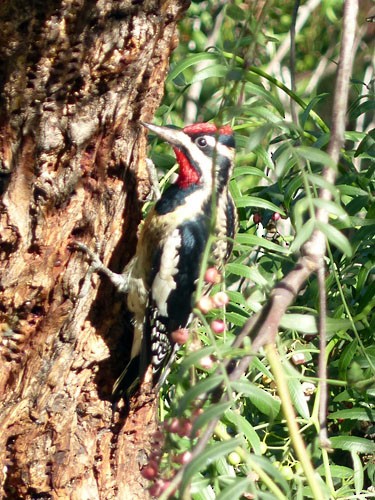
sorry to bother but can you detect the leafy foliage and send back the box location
[146,1,374,498]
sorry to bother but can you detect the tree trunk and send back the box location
[0,1,189,498]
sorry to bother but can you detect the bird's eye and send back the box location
[195,137,207,148]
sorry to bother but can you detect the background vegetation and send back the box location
[144,1,374,498]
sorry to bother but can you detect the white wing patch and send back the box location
[151,228,182,316]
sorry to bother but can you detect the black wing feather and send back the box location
[142,215,210,383]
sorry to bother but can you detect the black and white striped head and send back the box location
[142,122,235,192]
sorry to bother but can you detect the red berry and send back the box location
[149,480,163,497]
[197,296,214,314]
[179,451,192,464]
[168,418,180,433]
[200,355,214,369]
[171,328,189,345]
[141,464,158,480]
[159,480,173,494]
[192,407,204,418]
[204,267,221,284]
[173,451,192,464]
[211,319,226,334]
[177,419,193,437]
[212,291,229,308]
[150,480,176,497]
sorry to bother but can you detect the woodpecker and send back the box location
[75,122,237,398]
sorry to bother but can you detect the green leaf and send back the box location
[249,455,290,493]
[296,146,337,170]
[280,314,318,334]
[216,478,251,500]
[226,263,268,286]
[352,451,364,495]
[289,219,315,253]
[300,94,329,128]
[226,290,248,307]
[245,82,284,117]
[280,314,352,334]
[231,380,281,419]
[330,436,375,454]
[191,478,215,499]
[181,438,243,492]
[326,317,353,333]
[328,407,375,421]
[178,346,216,374]
[337,184,368,197]
[245,105,283,124]
[225,410,262,455]
[338,339,358,379]
[316,464,354,479]
[225,311,248,326]
[312,199,350,223]
[178,375,224,413]
[232,166,268,179]
[293,198,310,233]
[252,357,274,381]
[226,4,246,20]
[192,402,232,436]
[234,195,284,214]
[286,377,310,420]
[306,174,340,199]
[236,234,290,254]
[354,128,375,157]
[350,100,375,119]
[274,144,297,177]
[167,53,220,82]
[190,64,228,84]
[315,221,353,257]
[244,124,275,152]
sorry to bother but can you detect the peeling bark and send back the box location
[0,0,189,498]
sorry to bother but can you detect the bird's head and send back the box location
[142,121,235,190]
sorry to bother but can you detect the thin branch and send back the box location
[162,0,358,495]
[265,343,324,500]
[315,0,358,447]
[290,0,300,124]
[305,46,336,94]
[266,0,321,76]
[317,262,329,446]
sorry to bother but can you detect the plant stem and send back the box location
[265,342,325,500]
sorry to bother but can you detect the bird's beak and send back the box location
[141,121,186,148]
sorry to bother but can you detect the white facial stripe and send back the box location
[215,142,235,162]
[203,136,217,147]
[187,136,234,185]
[197,135,234,160]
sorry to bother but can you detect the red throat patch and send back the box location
[173,148,201,188]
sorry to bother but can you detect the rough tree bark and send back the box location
[0,0,189,498]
